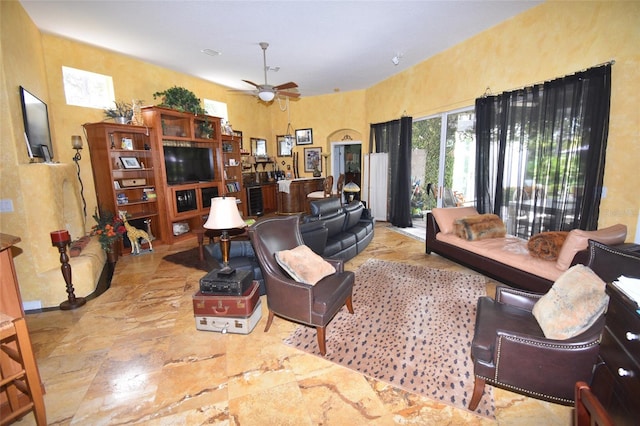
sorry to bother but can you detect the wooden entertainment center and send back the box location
[84,107,246,249]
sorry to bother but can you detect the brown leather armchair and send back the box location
[468,239,640,410]
[468,285,604,409]
[248,215,354,355]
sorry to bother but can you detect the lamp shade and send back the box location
[71,135,83,150]
[203,197,246,230]
[343,182,361,193]
[258,90,275,102]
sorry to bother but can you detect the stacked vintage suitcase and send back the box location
[192,268,262,334]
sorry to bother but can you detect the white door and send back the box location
[364,152,389,221]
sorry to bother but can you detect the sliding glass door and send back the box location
[412,107,476,213]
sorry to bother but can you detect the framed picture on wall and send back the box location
[303,147,322,173]
[295,128,313,145]
[250,138,267,156]
[277,135,293,157]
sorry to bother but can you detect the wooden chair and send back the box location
[307,175,334,200]
[336,173,345,204]
[574,381,613,426]
[0,313,46,425]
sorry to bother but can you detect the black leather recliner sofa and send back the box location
[300,197,374,261]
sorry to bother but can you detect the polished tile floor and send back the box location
[20,224,571,425]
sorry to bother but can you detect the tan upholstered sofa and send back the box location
[426,207,628,293]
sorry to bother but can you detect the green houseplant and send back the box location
[153,86,205,115]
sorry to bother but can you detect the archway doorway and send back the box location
[330,141,362,203]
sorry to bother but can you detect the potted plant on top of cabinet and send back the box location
[152,86,205,115]
[104,101,134,124]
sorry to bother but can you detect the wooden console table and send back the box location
[277,177,324,214]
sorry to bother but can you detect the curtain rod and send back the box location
[483,59,615,98]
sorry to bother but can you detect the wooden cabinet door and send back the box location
[262,184,277,214]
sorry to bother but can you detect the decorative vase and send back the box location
[106,242,120,263]
[114,116,128,124]
[313,169,321,177]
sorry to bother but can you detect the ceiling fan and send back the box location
[242,42,300,102]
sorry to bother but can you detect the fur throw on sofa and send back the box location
[527,231,569,260]
[453,214,506,241]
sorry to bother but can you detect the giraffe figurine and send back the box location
[118,211,153,255]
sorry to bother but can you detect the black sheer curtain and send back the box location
[370,116,413,227]
[475,64,611,237]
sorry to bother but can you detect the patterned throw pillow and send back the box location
[532,265,608,340]
[453,214,506,241]
[527,231,569,260]
[275,245,336,285]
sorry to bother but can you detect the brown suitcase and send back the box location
[192,281,260,317]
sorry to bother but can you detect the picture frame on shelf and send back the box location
[277,135,293,157]
[295,128,313,145]
[303,147,322,173]
[119,156,141,169]
[121,137,133,150]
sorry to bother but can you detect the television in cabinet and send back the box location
[163,145,215,185]
[141,106,225,243]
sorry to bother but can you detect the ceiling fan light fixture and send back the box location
[258,90,275,102]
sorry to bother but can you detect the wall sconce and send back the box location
[71,135,87,218]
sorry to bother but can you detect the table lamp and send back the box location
[343,181,361,202]
[203,196,247,276]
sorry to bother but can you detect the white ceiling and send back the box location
[19,1,541,98]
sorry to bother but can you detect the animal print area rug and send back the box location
[284,259,495,418]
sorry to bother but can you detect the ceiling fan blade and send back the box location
[278,91,300,98]
[274,82,298,91]
[242,79,261,89]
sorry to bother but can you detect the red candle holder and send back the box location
[50,230,86,310]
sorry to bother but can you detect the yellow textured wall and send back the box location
[268,91,367,176]
[40,33,272,221]
[0,1,59,305]
[366,1,640,234]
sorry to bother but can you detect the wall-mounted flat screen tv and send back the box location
[19,86,54,160]
[163,145,215,185]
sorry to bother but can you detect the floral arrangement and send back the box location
[91,207,126,252]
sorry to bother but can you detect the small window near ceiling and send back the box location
[62,66,115,109]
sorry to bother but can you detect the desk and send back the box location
[591,283,640,425]
[277,177,324,214]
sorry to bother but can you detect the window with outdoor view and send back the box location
[411,108,476,218]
